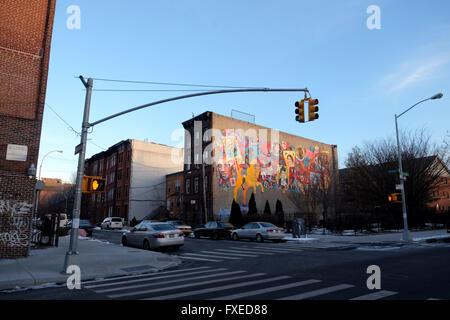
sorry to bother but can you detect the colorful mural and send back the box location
[215,129,331,206]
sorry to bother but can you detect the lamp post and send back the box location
[39,150,63,180]
[395,93,443,242]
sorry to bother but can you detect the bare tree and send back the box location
[344,128,449,227]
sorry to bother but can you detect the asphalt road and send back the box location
[1,229,449,300]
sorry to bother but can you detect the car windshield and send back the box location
[259,222,276,228]
[168,221,183,226]
[111,218,122,222]
[151,223,178,231]
[218,222,233,228]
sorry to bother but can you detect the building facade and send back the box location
[182,111,339,226]
[83,139,184,223]
[166,171,184,220]
[0,0,56,258]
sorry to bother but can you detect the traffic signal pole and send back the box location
[63,77,93,272]
[62,76,309,273]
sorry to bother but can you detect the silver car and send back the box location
[121,221,184,251]
[231,222,286,243]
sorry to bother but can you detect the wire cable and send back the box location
[89,77,265,89]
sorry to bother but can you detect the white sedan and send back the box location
[231,222,286,243]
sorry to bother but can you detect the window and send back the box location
[117,187,121,200]
[126,167,130,179]
[176,197,181,208]
[117,169,122,181]
[186,179,190,195]
[125,185,129,198]
[127,150,131,161]
[194,177,199,194]
[175,181,180,193]
[118,153,123,164]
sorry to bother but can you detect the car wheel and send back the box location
[211,233,219,240]
[106,225,110,230]
[232,233,239,241]
[195,232,200,239]
[121,236,127,247]
[143,240,150,250]
[256,234,264,243]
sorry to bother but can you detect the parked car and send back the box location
[101,217,123,230]
[78,219,95,236]
[193,221,235,240]
[166,220,193,236]
[121,221,184,251]
[231,222,286,242]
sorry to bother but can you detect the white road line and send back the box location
[278,284,354,300]
[213,249,262,257]
[211,279,322,300]
[108,272,266,299]
[95,270,245,294]
[143,275,291,300]
[176,256,223,262]
[240,246,303,253]
[182,253,241,260]
[350,290,398,300]
[198,251,243,259]
[82,266,211,285]
[85,268,226,289]
[223,248,275,255]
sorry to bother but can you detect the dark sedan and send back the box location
[193,221,234,240]
[67,219,95,236]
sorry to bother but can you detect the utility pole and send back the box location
[63,77,93,273]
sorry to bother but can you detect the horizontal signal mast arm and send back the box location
[88,88,310,127]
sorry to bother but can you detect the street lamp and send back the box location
[39,150,63,180]
[394,93,443,242]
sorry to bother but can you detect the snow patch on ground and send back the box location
[284,236,318,242]
[356,246,402,251]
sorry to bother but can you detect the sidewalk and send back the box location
[284,229,450,245]
[0,235,182,291]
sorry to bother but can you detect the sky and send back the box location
[40,0,450,182]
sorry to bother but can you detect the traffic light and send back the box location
[295,99,305,123]
[82,176,106,193]
[308,98,319,121]
[388,193,402,203]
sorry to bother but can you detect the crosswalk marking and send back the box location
[350,290,397,300]
[82,266,211,285]
[198,251,244,259]
[108,272,267,299]
[176,255,223,262]
[182,253,241,260]
[85,268,226,289]
[221,248,275,255]
[212,249,262,257]
[143,276,292,300]
[211,279,322,300]
[278,284,354,300]
[240,246,303,253]
[94,270,245,294]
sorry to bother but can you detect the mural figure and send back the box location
[233,161,264,206]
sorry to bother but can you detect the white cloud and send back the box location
[380,52,450,92]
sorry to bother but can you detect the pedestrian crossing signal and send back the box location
[82,176,106,193]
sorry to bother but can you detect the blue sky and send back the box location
[40,0,450,182]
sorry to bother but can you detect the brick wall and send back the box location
[0,0,56,258]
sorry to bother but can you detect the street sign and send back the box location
[74,143,82,155]
[388,169,398,174]
[396,184,403,190]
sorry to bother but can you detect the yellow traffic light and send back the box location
[308,98,319,121]
[82,176,106,193]
[295,100,305,123]
[388,193,402,203]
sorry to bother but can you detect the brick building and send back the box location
[0,0,56,258]
[181,111,339,226]
[165,171,184,220]
[83,139,184,224]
